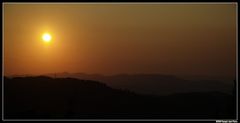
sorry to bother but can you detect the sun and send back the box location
[42,33,52,42]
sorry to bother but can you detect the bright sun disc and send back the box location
[42,33,52,42]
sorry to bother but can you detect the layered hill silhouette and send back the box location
[4,76,236,119]
[45,73,233,96]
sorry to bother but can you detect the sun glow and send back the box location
[42,33,52,42]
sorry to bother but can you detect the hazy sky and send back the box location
[4,3,236,77]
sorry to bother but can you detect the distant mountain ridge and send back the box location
[43,72,233,96]
[4,76,236,119]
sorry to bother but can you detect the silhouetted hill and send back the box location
[45,73,233,96]
[4,76,235,119]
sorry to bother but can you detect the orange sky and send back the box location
[3,3,237,78]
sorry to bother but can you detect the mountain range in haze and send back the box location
[4,76,236,119]
[47,72,234,96]
[9,72,234,96]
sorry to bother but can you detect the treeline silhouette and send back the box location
[4,76,236,119]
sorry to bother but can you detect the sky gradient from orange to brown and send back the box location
[4,4,237,78]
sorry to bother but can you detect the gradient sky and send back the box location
[4,3,237,78]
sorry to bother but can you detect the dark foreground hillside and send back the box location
[4,76,236,119]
